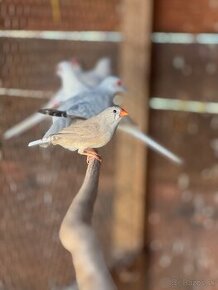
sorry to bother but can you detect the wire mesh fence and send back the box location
[0,0,120,31]
[0,1,122,289]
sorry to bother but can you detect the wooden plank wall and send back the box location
[154,0,218,32]
[147,1,218,290]
[0,0,120,31]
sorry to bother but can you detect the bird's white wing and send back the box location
[4,61,87,140]
[4,113,48,140]
[118,122,183,165]
[3,91,63,140]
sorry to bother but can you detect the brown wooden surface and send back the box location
[0,0,120,31]
[153,0,218,33]
[0,39,118,90]
[151,43,218,102]
[147,42,218,289]
[147,110,218,290]
[2,0,218,33]
[112,0,152,257]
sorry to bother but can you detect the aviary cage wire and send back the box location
[0,1,123,289]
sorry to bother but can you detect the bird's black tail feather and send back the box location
[38,108,67,117]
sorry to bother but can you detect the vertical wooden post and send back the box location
[112,0,153,256]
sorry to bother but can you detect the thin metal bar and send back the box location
[152,32,218,44]
[150,97,218,114]
[2,89,218,114]
[0,88,51,99]
[0,30,122,42]
[1,31,218,44]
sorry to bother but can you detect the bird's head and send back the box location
[100,106,128,126]
[99,76,126,94]
[56,61,74,78]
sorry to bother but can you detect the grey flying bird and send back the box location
[41,76,126,139]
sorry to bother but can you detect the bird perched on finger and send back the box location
[40,76,126,140]
[33,67,182,165]
[3,60,87,140]
[38,99,183,165]
[71,57,111,87]
[28,106,128,162]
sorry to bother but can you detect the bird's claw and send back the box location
[86,153,102,164]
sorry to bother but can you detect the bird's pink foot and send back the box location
[79,149,102,163]
[86,153,102,163]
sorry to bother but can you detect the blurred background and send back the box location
[1,0,218,289]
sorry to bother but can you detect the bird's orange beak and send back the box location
[119,108,128,117]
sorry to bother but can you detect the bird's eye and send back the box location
[113,109,117,113]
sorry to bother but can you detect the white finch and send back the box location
[28,106,128,162]
[3,60,87,140]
